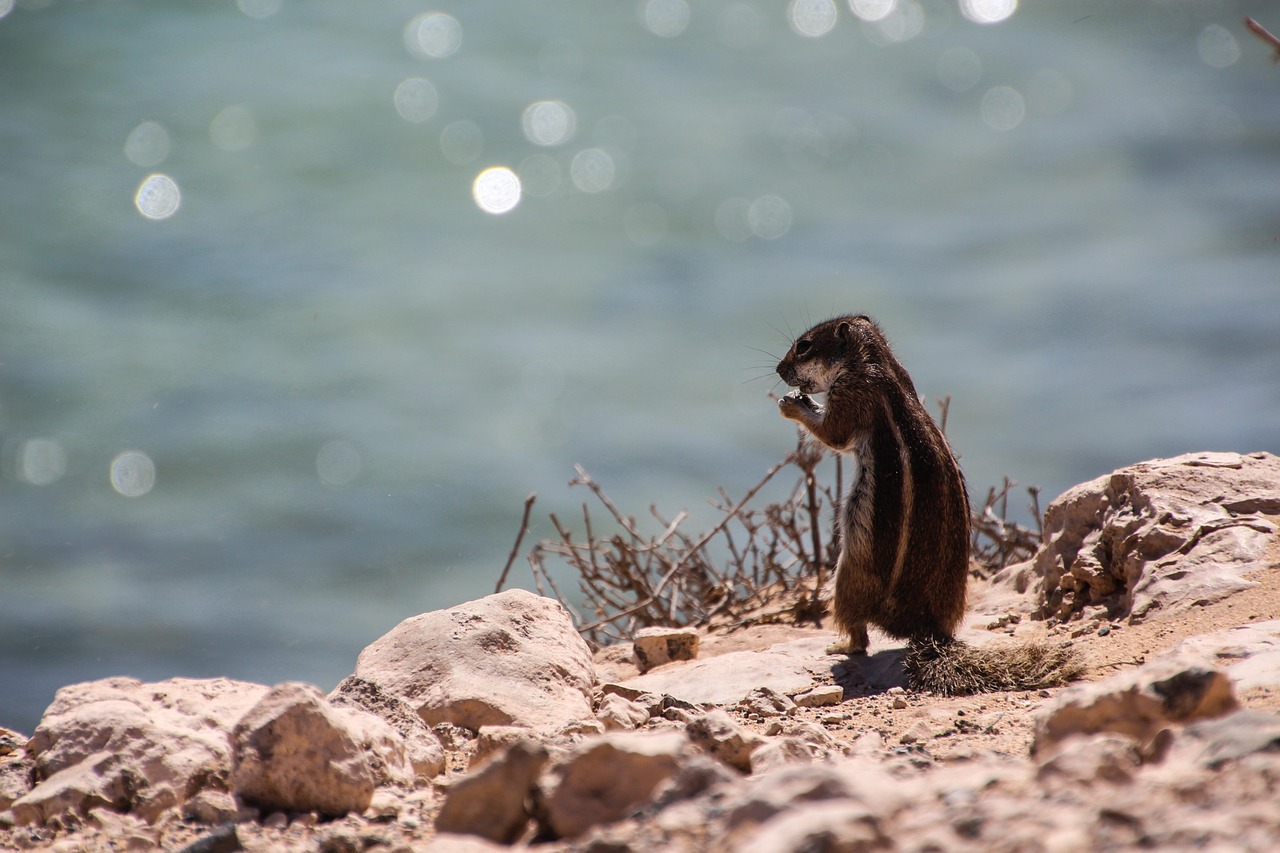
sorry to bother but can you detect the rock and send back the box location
[1033,657,1239,755]
[328,675,446,779]
[1164,620,1280,693]
[731,800,891,853]
[792,685,843,708]
[470,725,534,768]
[686,710,763,773]
[423,835,510,852]
[539,730,689,839]
[1181,710,1280,768]
[1005,451,1279,624]
[718,759,906,834]
[617,637,838,706]
[436,739,548,844]
[633,627,700,673]
[0,730,33,811]
[351,589,595,732]
[596,693,651,731]
[231,682,413,817]
[738,687,797,718]
[17,676,269,823]
[10,751,128,826]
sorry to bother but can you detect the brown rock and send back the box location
[633,627,700,673]
[351,589,595,732]
[436,739,548,843]
[1033,657,1238,755]
[539,730,689,839]
[231,682,412,817]
[792,685,844,708]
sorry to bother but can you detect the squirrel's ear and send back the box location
[836,321,853,341]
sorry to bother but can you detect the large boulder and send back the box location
[1006,451,1279,624]
[13,676,268,824]
[231,682,413,817]
[351,589,595,732]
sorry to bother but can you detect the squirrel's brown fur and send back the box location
[776,315,1081,695]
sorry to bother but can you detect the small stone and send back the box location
[686,710,763,774]
[597,693,651,732]
[739,687,797,719]
[792,686,843,708]
[633,627,701,673]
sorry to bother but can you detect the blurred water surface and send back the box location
[3,0,1279,732]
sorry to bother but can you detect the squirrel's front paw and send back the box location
[779,390,819,421]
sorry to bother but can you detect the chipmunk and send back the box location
[776,315,1080,695]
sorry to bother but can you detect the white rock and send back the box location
[597,693,651,731]
[792,685,844,708]
[1033,656,1238,756]
[351,589,595,732]
[231,681,413,817]
[328,675,446,779]
[731,800,889,853]
[686,710,763,773]
[539,730,689,839]
[617,638,836,706]
[17,676,269,823]
[633,627,701,673]
[1000,451,1279,624]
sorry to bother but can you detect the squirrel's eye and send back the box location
[794,339,812,356]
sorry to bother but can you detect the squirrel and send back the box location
[776,315,1081,695]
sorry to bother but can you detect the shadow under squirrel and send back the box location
[776,315,1081,695]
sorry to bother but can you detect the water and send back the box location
[2,0,1278,734]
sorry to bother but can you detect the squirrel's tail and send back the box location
[904,636,1084,696]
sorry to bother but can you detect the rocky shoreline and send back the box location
[2,451,1279,852]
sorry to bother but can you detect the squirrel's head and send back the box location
[776,315,889,395]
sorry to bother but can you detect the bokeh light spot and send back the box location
[394,77,439,123]
[134,174,181,220]
[522,100,577,147]
[19,437,67,486]
[405,12,462,60]
[237,0,282,19]
[570,148,616,193]
[1198,24,1240,69]
[0,0,13,20]
[124,120,171,167]
[980,86,1026,132]
[209,105,256,152]
[748,195,793,240]
[440,120,484,165]
[849,0,896,23]
[110,451,156,497]
[959,0,1017,25]
[641,0,691,38]
[316,440,362,486]
[866,0,923,43]
[938,47,983,93]
[473,166,522,214]
[789,0,838,38]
